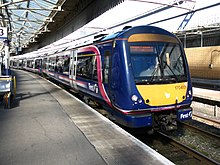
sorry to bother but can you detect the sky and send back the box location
[44,0,220,48]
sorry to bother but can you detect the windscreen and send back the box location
[130,42,187,84]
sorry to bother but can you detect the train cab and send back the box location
[99,26,193,130]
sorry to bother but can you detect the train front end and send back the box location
[110,26,193,131]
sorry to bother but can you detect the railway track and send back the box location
[135,130,219,165]
[163,120,220,164]
[159,131,218,165]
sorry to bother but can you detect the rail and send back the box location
[157,131,220,165]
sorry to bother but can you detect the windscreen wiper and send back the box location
[163,61,179,82]
[149,63,160,83]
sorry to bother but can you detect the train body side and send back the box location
[185,46,220,80]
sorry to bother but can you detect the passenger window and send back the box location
[27,60,34,68]
[56,56,63,73]
[35,59,42,69]
[76,53,97,81]
[54,55,70,74]
[48,57,56,72]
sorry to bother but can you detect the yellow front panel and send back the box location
[137,82,188,106]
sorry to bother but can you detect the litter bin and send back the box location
[0,76,16,109]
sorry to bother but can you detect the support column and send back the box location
[4,40,10,75]
[200,32,203,47]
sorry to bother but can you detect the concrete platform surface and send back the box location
[0,70,174,165]
[193,87,220,101]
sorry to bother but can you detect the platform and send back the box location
[192,86,220,120]
[193,87,220,102]
[0,70,173,165]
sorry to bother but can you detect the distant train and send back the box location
[185,46,220,80]
[10,25,193,131]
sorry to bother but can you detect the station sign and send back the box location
[0,27,8,40]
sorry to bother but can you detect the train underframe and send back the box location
[153,110,178,131]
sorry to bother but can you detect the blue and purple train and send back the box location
[11,25,193,131]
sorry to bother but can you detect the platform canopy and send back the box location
[0,0,65,52]
[0,0,126,54]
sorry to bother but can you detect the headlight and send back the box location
[131,95,138,102]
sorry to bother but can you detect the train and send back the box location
[10,25,193,132]
[185,46,220,80]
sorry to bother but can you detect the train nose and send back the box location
[136,82,188,106]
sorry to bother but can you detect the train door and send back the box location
[102,50,111,94]
[69,50,78,90]
[35,58,42,73]
[42,57,48,74]
[39,59,43,74]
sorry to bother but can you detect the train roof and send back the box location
[99,25,176,42]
